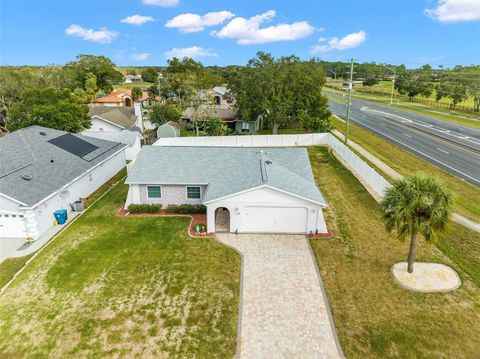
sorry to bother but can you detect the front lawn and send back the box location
[308,147,480,358]
[0,182,240,357]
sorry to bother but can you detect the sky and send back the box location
[0,0,479,68]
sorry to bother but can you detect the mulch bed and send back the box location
[307,229,334,239]
[116,207,213,238]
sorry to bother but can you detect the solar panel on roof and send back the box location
[48,133,99,158]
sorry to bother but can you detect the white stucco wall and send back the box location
[206,186,327,234]
[90,117,124,132]
[7,149,127,239]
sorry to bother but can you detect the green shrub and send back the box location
[128,204,162,214]
[166,204,206,214]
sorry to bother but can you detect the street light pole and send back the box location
[345,58,354,145]
[385,65,396,105]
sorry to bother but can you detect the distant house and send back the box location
[181,105,258,134]
[93,90,160,107]
[156,121,181,138]
[125,146,328,234]
[87,105,143,133]
[0,126,126,239]
[124,74,143,83]
[212,86,233,105]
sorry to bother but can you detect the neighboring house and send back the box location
[83,131,141,161]
[124,74,143,83]
[157,121,181,138]
[182,105,259,134]
[212,86,234,105]
[125,147,328,234]
[87,105,143,133]
[0,126,127,239]
[93,90,160,107]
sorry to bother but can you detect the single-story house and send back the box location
[0,126,126,239]
[87,104,143,133]
[124,74,143,83]
[156,121,181,138]
[181,105,258,134]
[125,147,328,234]
[82,131,141,161]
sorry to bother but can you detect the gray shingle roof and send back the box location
[0,126,126,206]
[89,106,137,129]
[126,146,326,205]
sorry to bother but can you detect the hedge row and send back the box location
[128,204,162,214]
[166,204,206,214]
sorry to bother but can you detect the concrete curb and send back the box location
[391,262,462,293]
[0,176,126,296]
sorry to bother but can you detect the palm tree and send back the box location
[381,175,453,273]
[131,87,143,103]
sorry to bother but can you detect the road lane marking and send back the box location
[351,121,480,185]
[403,133,412,138]
[437,148,450,155]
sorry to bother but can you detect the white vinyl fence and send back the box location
[154,133,391,198]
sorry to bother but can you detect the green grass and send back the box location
[324,87,480,130]
[308,146,480,358]
[0,181,240,357]
[0,254,34,289]
[112,82,155,90]
[331,116,480,222]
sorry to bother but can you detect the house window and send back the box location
[241,122,250,132]
[147,186,161,198]
[186,186,201,199]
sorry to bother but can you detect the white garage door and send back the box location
[242,206,308,233]
[0,212,27,238]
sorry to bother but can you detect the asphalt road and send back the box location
[326,93,480,187]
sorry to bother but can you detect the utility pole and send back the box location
[345,58,354,144]
[390,68,396,105]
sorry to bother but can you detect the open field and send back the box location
[0,181,240,357]
[308,146,480,358]
[112,82,155,90]
[327,79,477,108]
[331,116,480,222]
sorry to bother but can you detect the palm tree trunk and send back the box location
[407,233,418,273]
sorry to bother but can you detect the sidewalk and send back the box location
[332,129,480,234]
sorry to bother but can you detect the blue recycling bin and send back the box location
[54,209,68,225]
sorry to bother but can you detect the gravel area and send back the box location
[392,262,461,292]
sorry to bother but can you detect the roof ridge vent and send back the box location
[21,174,33,181]
[259,151,268,183]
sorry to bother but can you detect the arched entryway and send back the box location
[215,207,230,232]
[125,97,132,107]
[214,95,221,105]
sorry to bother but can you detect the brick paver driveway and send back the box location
[217,234,343,359]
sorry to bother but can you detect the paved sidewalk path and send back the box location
[217,233,342,359]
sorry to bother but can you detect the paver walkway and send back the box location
[217,233,342,358]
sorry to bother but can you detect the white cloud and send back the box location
[164,46,218,59]
[131,53,150,61]
[121,14,154,26]
[166,11,235,33]
[214,10,314,45]
[143,0,180,7]
[310,31,367,53]
[65,24,117,43]
[425,0,480,22]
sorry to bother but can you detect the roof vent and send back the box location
[39,131,46,136]
[265,160,272,165]
[21,174,33,181]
